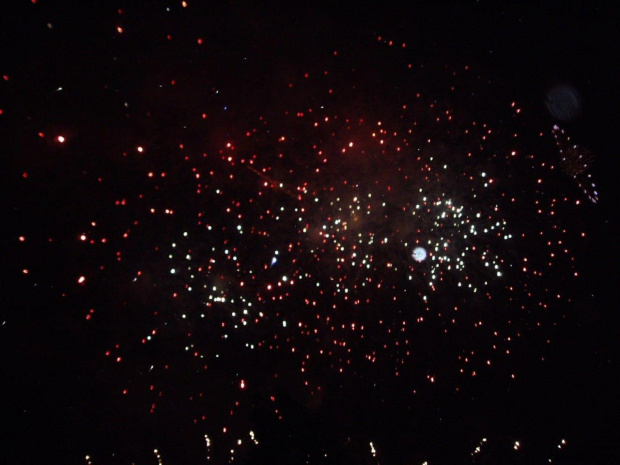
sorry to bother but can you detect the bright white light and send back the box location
[412,247,427,262]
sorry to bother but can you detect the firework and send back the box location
[552,124,598,203]
[36,33,593,464]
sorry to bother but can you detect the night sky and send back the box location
[1,1,618,464]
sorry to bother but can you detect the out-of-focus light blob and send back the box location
[545,85,581,122]
[412,247,427,262]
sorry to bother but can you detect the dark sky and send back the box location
[1,1,618,464]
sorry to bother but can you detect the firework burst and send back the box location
[57,36,595,463]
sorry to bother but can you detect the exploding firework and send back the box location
[56,35,594,462]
